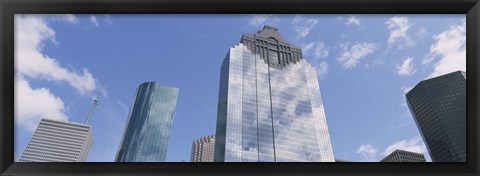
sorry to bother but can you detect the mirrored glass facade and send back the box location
[214,26,335,162]
[115,82,179,162]
[406,71,466,162]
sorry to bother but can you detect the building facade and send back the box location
[214,26,335,162]
[19,118,92,162]
[115,82,179,162]
[335,159,352,162]
[191,135,215,162]
[406,71,466,162]
[380,149,426,162]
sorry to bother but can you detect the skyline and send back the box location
[14,14,466,162]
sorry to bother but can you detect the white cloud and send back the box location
[302,41,329,78]
[14,14,99,132]
[365,58,384,70]
[59,14,79,24]
[373,58,384,65]
[90,15,99,27]
[303,41,329,60]
[336,16,343,21]
[385,16,414,49]
[383,136,428,156]
[337,42,377,69]
[425,19,466,78]
[356,137,428,162]
[415,27,428,38]
[401,86,414,94]
[247,14,280,28]
[48,14,79,24]
[105,15,113,25]
[117,100,129,116]
[301,42,315,54]
[316,61,328,79]
[345,15,361,26]
[356,144,378,161]
[399,101,408,108]
[396,57,416,76]
[313,42,329,59]
[15,15,97,94]
[292,15,318,38]
[15,75,69,131]
[248,15,269,27]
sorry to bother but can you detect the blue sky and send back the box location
[14,14,466,162]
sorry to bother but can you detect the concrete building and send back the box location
[380,149,426,162]
[335,159,352,162]
[191,135,215,162]
[19,118,92,162]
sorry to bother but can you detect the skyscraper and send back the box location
[380,149,426,162]
[335,159,352,162]
[406,71,466,162]
[19,118,92,162]
[214,25,335,162]
[191,135,215,162]
[115,82,179,162]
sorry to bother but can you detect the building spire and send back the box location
[85,83,103,125]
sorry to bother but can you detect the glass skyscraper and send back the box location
[406,71,466,162]
[214,26,335,162]
[115,82,179,162]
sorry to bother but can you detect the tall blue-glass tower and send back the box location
[115,82,179,162]
[214,26,335,162]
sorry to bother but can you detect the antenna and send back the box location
[85,83,103,125]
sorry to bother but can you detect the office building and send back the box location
[191,134,215,162]
[19,118,92,162]
[214,25,335,162]
[335,159,352,162]
[115,82,179,162]
[380,149,426,162]
[406,71,466,162]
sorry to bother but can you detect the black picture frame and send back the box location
[1,0,479,175]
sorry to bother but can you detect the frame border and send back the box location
[1,0,479,175]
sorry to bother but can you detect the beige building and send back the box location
[380,149,426,162]
[19,118,93,162]
[190,135,215,162]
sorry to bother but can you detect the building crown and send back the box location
[240,25,303,69]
